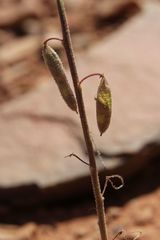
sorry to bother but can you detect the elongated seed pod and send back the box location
[96,75,112,136]
[42,44,77,112]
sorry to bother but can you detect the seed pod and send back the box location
[96,75,112,136]
[42,44,77,113]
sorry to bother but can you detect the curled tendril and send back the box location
[102,175,124,196]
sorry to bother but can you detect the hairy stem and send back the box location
[56,1,108,239]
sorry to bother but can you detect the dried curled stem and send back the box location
[102,175,124,196]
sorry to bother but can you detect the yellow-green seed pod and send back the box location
[42,44,77,113]
[96,75,112,136]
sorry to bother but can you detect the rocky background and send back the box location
[0,0,160,239]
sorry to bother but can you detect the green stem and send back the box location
[56,1,109,240]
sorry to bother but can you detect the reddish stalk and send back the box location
[80,73,104,85]
[43,37,63,47]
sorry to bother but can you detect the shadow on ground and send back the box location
[0,157,159,224]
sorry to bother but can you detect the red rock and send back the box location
[0,1,159,192]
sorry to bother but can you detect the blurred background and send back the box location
[0,0,160,239]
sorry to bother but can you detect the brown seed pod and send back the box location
[42,43,77,113]
[96,75,112,136]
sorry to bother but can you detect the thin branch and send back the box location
[65,153,90,166]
